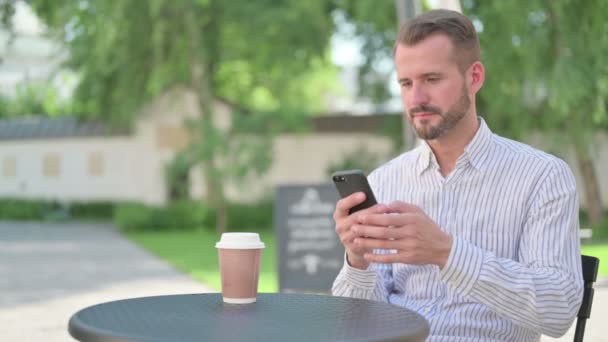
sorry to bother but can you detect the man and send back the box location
[332,9,583,341]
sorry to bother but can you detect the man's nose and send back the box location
[409,83,429,107]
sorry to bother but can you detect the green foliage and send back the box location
[191,200,274,232]
[26,0,340,126]
[69,201,115,220]
[325,144,382,176]
[0,198,50,220]
[0,196,272,231]
[0,198,116,221]
[165,152,196,200]
[591,218,608,242]
[379,114,405,153]
[0,82,75,117]
[467,0,608,139]
[331,3,397,102]
[113,199,273,232]
[19,0,344,231]
[225,200,274,231]
[468,0,608,222]
[114,201,209,232]
[0,0,15,29]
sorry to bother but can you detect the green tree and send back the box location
[470,0,608,225]
[0,82,73,117]
[327,1,608,226]
[7,0,341,232]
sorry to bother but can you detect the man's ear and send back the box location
[468,61,485,95]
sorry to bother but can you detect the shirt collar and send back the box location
[415,117,494,175]
[463,117,493,171]
[416,140,435,175]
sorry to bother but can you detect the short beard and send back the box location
[409,85,471,140]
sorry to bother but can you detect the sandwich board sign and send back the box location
[274,184,344,293]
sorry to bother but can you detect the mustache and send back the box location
[409,105,441,116]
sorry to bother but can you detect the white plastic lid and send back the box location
[215,232,265,249]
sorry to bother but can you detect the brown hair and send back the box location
[395,9,480,72]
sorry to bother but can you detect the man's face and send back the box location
[395,34,472,140]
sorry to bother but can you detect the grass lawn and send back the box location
[125,229,278,292]
[125,229,608,292]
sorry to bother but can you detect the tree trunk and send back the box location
[395,0,420,151]
[575,150,603,225]
[185,5,228,234]
[191,63,228,234]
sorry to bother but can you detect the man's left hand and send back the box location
[351,201,453,269]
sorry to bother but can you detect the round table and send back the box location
[69,293,429,342]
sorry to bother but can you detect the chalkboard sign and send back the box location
[274,184,344,293]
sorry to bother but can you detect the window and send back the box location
[2,156,16,178]
[88,152,104,176]
[43,153,61,178]
[157,125,190,150]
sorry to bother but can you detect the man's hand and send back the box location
[333,192,388,270]
[351,201,453,269]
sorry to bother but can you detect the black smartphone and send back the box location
[332,169,378,214]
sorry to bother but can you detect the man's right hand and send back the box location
[333,192,388,270]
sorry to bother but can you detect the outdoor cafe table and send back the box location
[68,293,430,342]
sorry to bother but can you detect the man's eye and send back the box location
[427,77,439,83]
[401,82,412,88]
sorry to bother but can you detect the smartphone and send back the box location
[332,169,378,214]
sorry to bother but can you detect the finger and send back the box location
[342,232,372,256]
[386,201,422,214]
[338,229,358,246]
[352,225,402,240]
[357,212,418,227]
[353,203,390,220]
[334,192,366,220]
[335,222,350,236]
[355,236,400,250]
[335,205,388,237]
[364,252,401,264]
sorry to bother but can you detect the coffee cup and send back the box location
[215,233,265,304]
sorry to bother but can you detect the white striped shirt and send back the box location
[332,118,583,341]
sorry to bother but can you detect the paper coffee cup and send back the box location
[215,233,265,304]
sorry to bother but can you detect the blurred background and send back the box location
[0,0,607,340]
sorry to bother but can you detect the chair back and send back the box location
[573,255,599,342]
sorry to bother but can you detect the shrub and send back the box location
[226,200,274,231]
[590,218,608,242]
[0,196,274,232]
[0,198,51,220]
[69,201,116,220]
[190,199,274,231]
[114,200,209,231]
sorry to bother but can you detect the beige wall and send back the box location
[194,130,606,208]
[2,88,604,210]
[0,88,232,205]
[191,133,395,203]
[0,137,151,202]
[130,87,233,204]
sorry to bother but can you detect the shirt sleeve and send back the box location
[331,252,394,302]
[332,168,395,301]
[439,159,584,337]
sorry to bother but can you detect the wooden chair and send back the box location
[573,255,599,342]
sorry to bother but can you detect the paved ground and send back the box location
[0,221,606,341]
[0,222,212,341]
